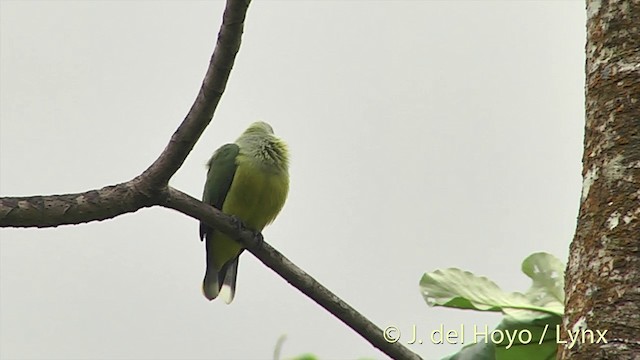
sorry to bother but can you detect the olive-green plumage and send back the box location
[200,121,289,303]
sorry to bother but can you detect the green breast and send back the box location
[210,153,289,268]
[223,155,289,230]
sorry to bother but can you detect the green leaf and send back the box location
[441,340,495,360]
[440,315,560,360]
[286,354,318,360]
[419,252,564,317]
[520,252,565,314]
[423,252,566,360]
[492,315,560,360]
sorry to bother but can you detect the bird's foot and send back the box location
[229,215,244,232]
[253,231,264,248]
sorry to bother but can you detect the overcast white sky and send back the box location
[1,1,585,359]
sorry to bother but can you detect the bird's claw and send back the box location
[230,215,243,231]
[229,215,263,248]
[253,231,264,247]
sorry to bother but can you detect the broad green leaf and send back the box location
[420,268,556,316]
[492,315,560,360]
[426,252,566,360]
[420,252,564,317]
[521,252,565,315]
[441,315,560,360]
[441,340,495,360]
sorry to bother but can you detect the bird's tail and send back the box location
[203,257,239,304]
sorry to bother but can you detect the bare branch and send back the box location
[0,180,153,228]
[1,1,424,358]
[0,0,250,227]
[142,0,250,187]
[162,187,423,360]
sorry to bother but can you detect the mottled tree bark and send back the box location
[560,1,640,358]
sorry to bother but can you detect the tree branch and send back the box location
[161,187,423,360]
[0,181,152,228]
[0,0,250,226]
[142,0,250,188]
[0,1,423,359]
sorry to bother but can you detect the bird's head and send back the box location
[243,121,274,136]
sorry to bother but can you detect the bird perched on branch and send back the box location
[200,121,289,303]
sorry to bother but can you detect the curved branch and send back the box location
[0,0,251,227]
[161,187,423,360]
[142,0,250,187]
[1,1,423,358]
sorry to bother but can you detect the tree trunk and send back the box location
[560,1,640,358]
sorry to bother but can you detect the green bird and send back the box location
[200,121,289,303]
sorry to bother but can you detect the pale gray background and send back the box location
[0,1,585,359]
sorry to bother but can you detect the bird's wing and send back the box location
[199,143,240,241]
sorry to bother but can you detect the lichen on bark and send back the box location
[561,1,640,358]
